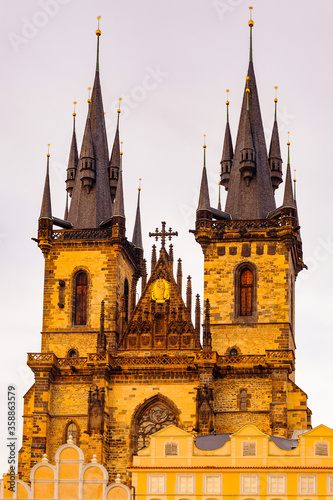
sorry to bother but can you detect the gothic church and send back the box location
[19,16,311,483]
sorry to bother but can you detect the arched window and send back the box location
[124,278,129,323]
[67,348,78,358]
[240,268,253,316]
[240,390,247,410]
[74,271,87,325]
[230,348,238,356]
[66,422,78,444]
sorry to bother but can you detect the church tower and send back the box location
[194,14,309,436]
[19,13,311,486]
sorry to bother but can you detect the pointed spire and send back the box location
[186,276,192,317]
[132,179,143,249]
[113,142,125,217]
[220,91,234,191]
[97,300,107,353]
[197,136,211,210]
[195,294,201,344]
[64,192,69,220]
[66,102,79,197]
[109,98,122,202]
[142,258,147,290]
[40,145,52,219]
[269,87,283,191]
[68,22,112,228]
[151,244,157,271]
[225,18,276,220]
[168,243,174,271]
[177,258,182,293]
[283,135,296,208]
[217,182,221,211]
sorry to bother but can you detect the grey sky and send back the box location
[1,0,333,471]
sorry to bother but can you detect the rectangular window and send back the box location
[177,475,194,494]
[149,475,165,494]
[165,442,178,456]
[315,441,328,456]
[241,475,259,494]
[299,475,316,494]
[242,441,256,456]
[268,475,286,494]
[204,475,222,494]
[328,475,333,494]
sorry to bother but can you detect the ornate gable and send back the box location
[118,247,200,352]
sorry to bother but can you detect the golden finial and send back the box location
[293,169,296,182]
[96,16,101,36]
[274,86,278,103]
[226,89,230,106]
[120,141,123,156]
[287,131,290,147]
[203,134,206,149]
[117,97,122,114]
[138,178,142,191]
[246,76,250,93]
[248,6,254,27]
[47,144,50,157]
[87,87,92,104]
[73,101,77,117]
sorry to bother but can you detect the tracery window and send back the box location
[240,268,253,316]
[74,271,88,325]
[133,399,178,454]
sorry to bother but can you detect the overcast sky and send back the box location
[1,0,333,472]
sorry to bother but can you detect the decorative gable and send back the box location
[118,248,200,351]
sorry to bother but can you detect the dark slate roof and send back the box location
[68,64,113,228]
[110,121,120,168]
[195,433,230,450]
[113,161,125,217]
[195,432,299,451]
[67,121,78,171]
[225,62,276,219]
[269,435,299,451]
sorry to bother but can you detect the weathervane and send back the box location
[149,222,178,250]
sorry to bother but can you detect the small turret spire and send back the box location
[78,95,96,194]
[249,6,254,62]
[113,142,125,217]
[66,101,79,197]
[269,87,283,191]
[40,145,52,219]
[109,98,122,202]
[132,179,143,249]
[282,133,296,208]
[197,136,211,210]
[217,181,221,211]
[64,191,69,220]
[220,91,234,191]
[96,16,101,72]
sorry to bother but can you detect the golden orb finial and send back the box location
[248,6,254,27]
[287,131,290,147]
[274,86,278,103]
[87,87,92,104]
[226,89,230,106]
[138,178,142,191]
[293,169,296,183]
[47,144,50,157]
[96,16,101,36]
[120,141,123,155]
[203,134,206,149]
[73,101,77,117]
[117,97,122,114]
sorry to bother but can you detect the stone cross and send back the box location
[149,221,178,249]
